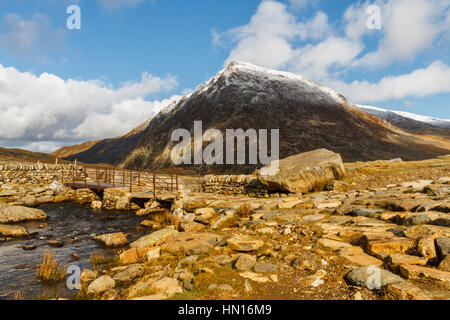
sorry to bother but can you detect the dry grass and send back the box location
[90,251,118,270]
[152,209,181,230]
[36,250,66,282]
[237,202,252,217]
[13,290,26,300]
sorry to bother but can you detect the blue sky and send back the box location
[0,0,448,152]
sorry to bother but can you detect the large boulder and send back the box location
[257,149,345,194]
[0,206,47,224]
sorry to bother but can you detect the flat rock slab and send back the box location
[404,225,450,240]
[366,238,416,257]
[113,264,144,284]
[254,263,279,274]
[119,248,155,264]
[130,229,178,249]
[302,214,327,223]
[227,235,264,252]
[94,232,128,247]
[337,246,383,267]
[386,254,428,268]
[345,266,405,290]
[0,206,47,224]
[384,281,450,300]
[318,238,351,251]
[399,264,450,289]
[150,277,183,298]
[0,224,29,237]
[160,232,223,255]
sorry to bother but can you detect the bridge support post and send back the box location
[153,172,156,199]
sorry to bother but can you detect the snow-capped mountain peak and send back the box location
[359,105,450,129]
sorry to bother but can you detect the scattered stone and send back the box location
[438,255,450,272]
[254,263,279,274]
[399,264,450,289]
[337,246,383,267]
[91,201,102,210]
[417,237,437,261]
[22,244,36,250]
[119,248,153,264]
[0,206,47,224]
[150,277,183,298]
[239,272,270,283]
[80,269,98,291]
[146,247,161,261]
[302,214,327,222]
[101,289,119,300]
[318,238,351,251]
[244,279,253,292]
[435,237,450,258]
[140,220,161,229]
[0,224,28,237]
[384,281,450,300]
[113,264,144,284]
[47,240,64,247]
[227,235,264,252]
[349,208,383,217]
[386,254,428,268]
[345,266,405,290]
[365,238,416,257]
[94,232,128,247]
[87,275,116,296]
[234,254,256,271]
[161,232,222,255]
[130,229,178,248]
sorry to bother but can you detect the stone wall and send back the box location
[0,161,83,185]
[202,175,268,197]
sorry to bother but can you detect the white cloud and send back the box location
[329,60,450,103]
[0,13,65,59]
[289,36,363,79]
[0,64,179,152]
[215,0,331,70]
[356,0,449,66]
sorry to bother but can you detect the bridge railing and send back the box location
[61,165,203,197]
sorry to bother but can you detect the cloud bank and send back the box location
[0,64,179,152]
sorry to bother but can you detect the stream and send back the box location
[0,203,148,300]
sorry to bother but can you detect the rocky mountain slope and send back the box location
[0,147,63,164]
[60,61,450,173]
[359,105,450,133]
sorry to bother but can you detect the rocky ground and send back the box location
[0,155,449,300]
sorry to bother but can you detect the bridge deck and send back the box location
[65,182,127,190]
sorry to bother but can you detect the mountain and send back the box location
[359,105,450,131]
[60,61,450,174]
[0,147,63,164]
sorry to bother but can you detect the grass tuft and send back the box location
[237,202,252,217]
[36,250,66,282]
